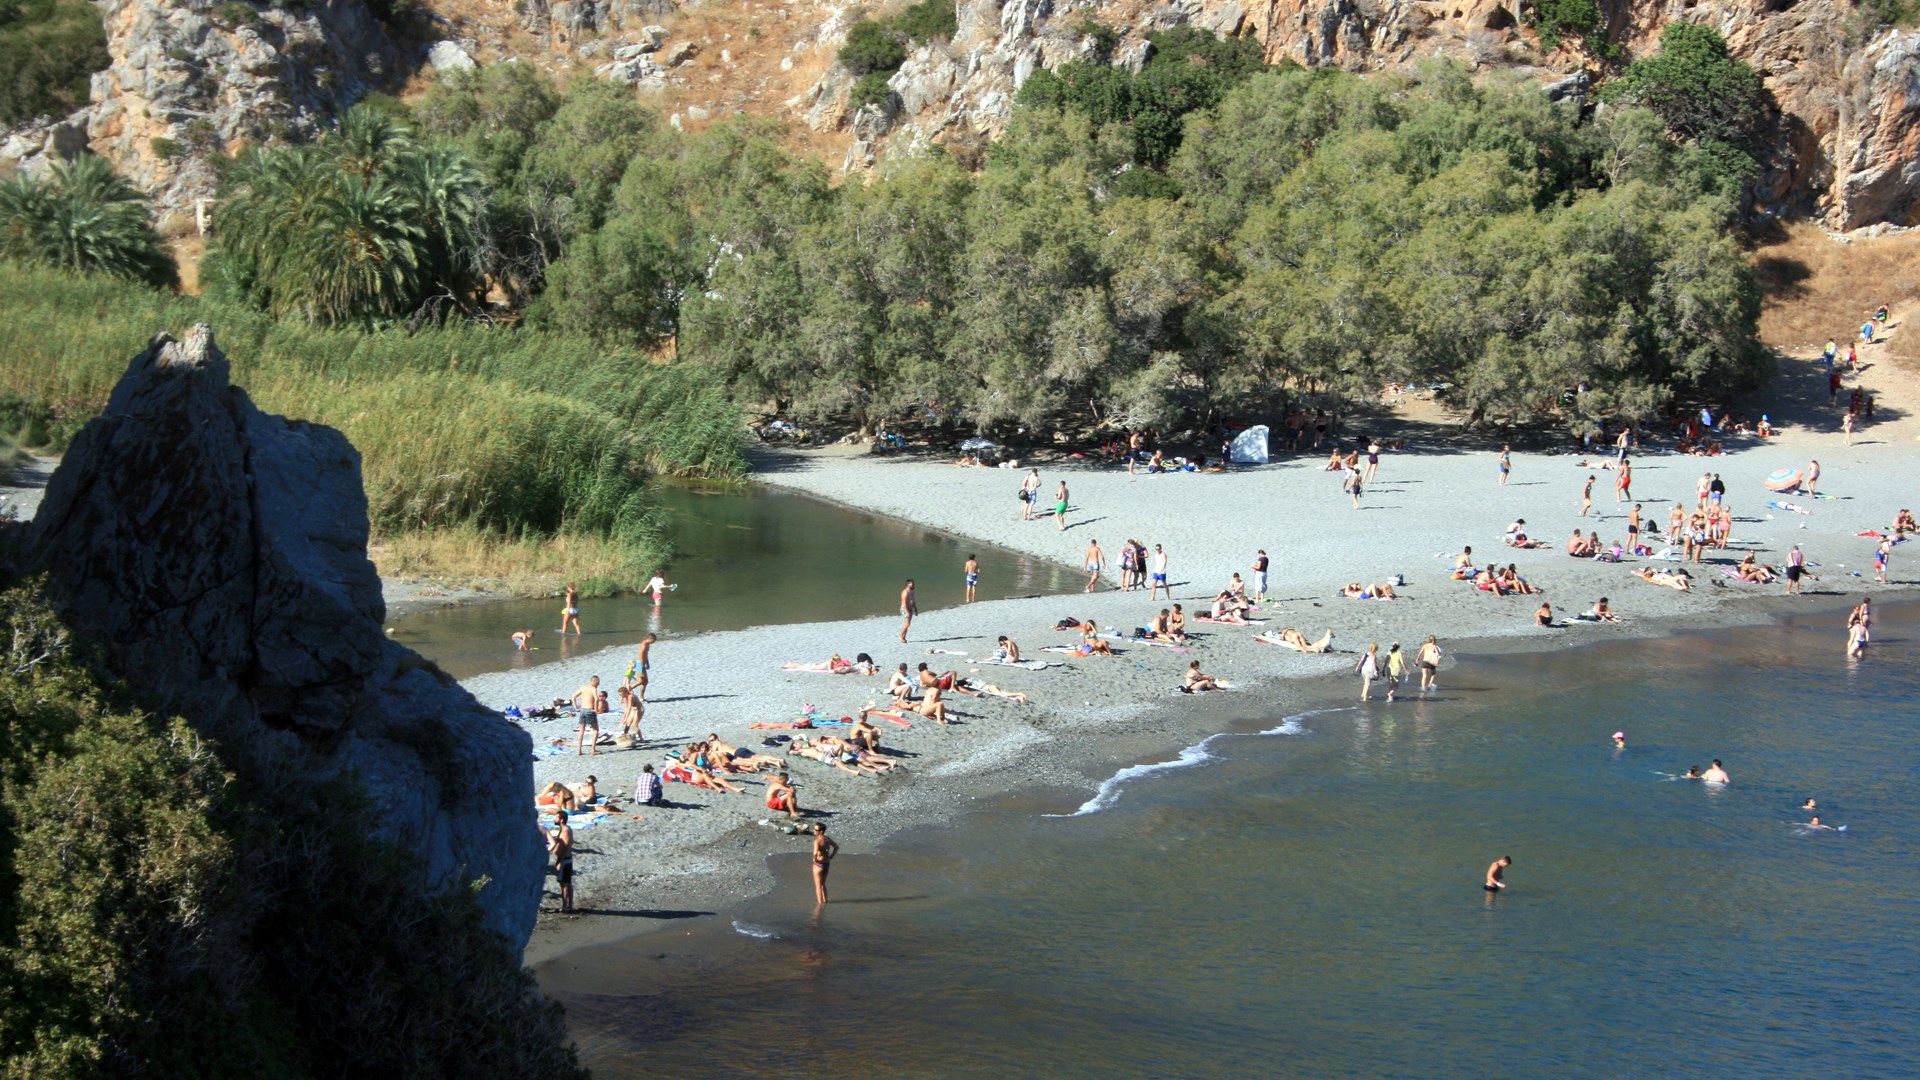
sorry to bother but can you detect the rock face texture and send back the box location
[27,326,542,950]
[0,0,1913,229]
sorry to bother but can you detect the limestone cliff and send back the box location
[26,325,542,949]
[2,0,1914,230]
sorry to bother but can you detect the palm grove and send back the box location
[3,20,1770,437]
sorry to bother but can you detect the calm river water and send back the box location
[538,606,1920,1078]
[390,483,1075,679]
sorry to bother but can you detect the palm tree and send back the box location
[0,156,174,285]
[291,173,425,322]
[331,106,413,181]
[396,145,486,308]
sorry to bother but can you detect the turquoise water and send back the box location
[391,483,1074,678]
[539,608,1920,1077]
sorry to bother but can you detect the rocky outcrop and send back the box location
[795,0,1918,228]
[26,326,542,950]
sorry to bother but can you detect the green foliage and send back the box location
[0,155,176,287]
[851,70,896,108]
[1602,22,1766,190]
[0,583,588,1077]
[211,105,487,323]
[0,0,108,125]
[839,19,906,75]
[1527,0,1616,55]
[0,267,745,570]
[1076,18,1119,58]
[1854,0,1920,26]
[886,0,957,42]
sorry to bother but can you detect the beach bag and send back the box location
[614,734,636,750]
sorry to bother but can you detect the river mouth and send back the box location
[389,482,1078,679]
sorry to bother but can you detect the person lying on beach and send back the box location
[790,735,885,776]
[1267,628,1335,653]
[1182,661,1224,692]
[1632,567,1692,591]
[853,652,879,675]
[1342,581,1398,600]
[958,679,1028,704]
[705,735,787,773]
[781,653,856,674]
[1734,552,1776,584]
[686,761,746,794]
[994,635,1023,663]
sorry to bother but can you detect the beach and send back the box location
[475,349,1919,964]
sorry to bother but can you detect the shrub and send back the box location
[149,136,180,159]
[886,0,956,43]
[0,155,177,287]
[839,19,906,76]
[0,0,111,125]
[851,70,896,108]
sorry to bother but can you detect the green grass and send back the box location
[0,267,746,586]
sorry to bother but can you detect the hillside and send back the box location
[1,0,1916,234]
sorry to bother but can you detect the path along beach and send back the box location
[481,314,1920,963]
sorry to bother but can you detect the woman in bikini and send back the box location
[1078,622,1116,656]
[560,582,582,636]
[1167,604,1189,642]
[811,823,839,905]
[1183,661,1223,692]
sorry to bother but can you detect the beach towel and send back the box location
[749,719,815,730]
[1102,632,1187,652]
[986,658,1057,669]
[1768,501,1812,515]
[862,709,913,728]
[531,743,569,760]
[1195,615,1267,625]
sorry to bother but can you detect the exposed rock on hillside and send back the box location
[26,325,542,949]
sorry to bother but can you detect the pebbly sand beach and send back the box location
[482,320,1920,965]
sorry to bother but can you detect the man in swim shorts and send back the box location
[1055,480,1070,531]
[1252,549,1269,603]
[572,675,602,756]
[1084,539,1104,592]
[899,579,917,643]
[631,633,656,702]
[1150,544,1170,600]
[765,772,800,820]
[965,554,979,603]
[547,809,575,913]
[1485,855,1511,892]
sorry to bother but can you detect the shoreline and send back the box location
[501,424,1916,969]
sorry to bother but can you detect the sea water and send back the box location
[537,609,1920,1078]
[391,482,1074,678]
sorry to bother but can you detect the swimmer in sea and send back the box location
[1805,816,1833,831]
[1612,731,1625,748]
[1680,765,1703,780]
[1485,855,1512,892]
[1801,798,1818,811]
[1702,759,1730,783]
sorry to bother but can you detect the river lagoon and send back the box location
[538,609,1920,1077]
[394,482,1076,679]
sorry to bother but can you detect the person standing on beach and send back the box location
[1627,504,1643,552]
[1020,468,1041,521]
[629,634,656,702]
[1364,439,1382,485]
[1357,642,1380,702]
[1150,544,1170,601]
[964,554,979,603]
[1616,459,1633,503]
[1083,540,1104,592]
[1875,538,1891,583]
[1055,480,1071,530]
[1416,635,1442,693]
[1498,445,1511,486]
[1348,463,1363,510]
[1252,549,1269,604]
[1786,545,1806,595]
[811,822,839,905]
[1843,411,1855,444]
[899,579,917,642]
[1485,856,1511,893]
[1118,540,1136,591]
[548,809,575,913]
[573,675,602,756]
[561,582,582,635]
[1580,474,1594,516]
[1806,460,1821,496]
[1615,426,1632,463]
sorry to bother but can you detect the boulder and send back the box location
[661,39,699,66]
[27,327,543,949]
[426,40,478,72]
